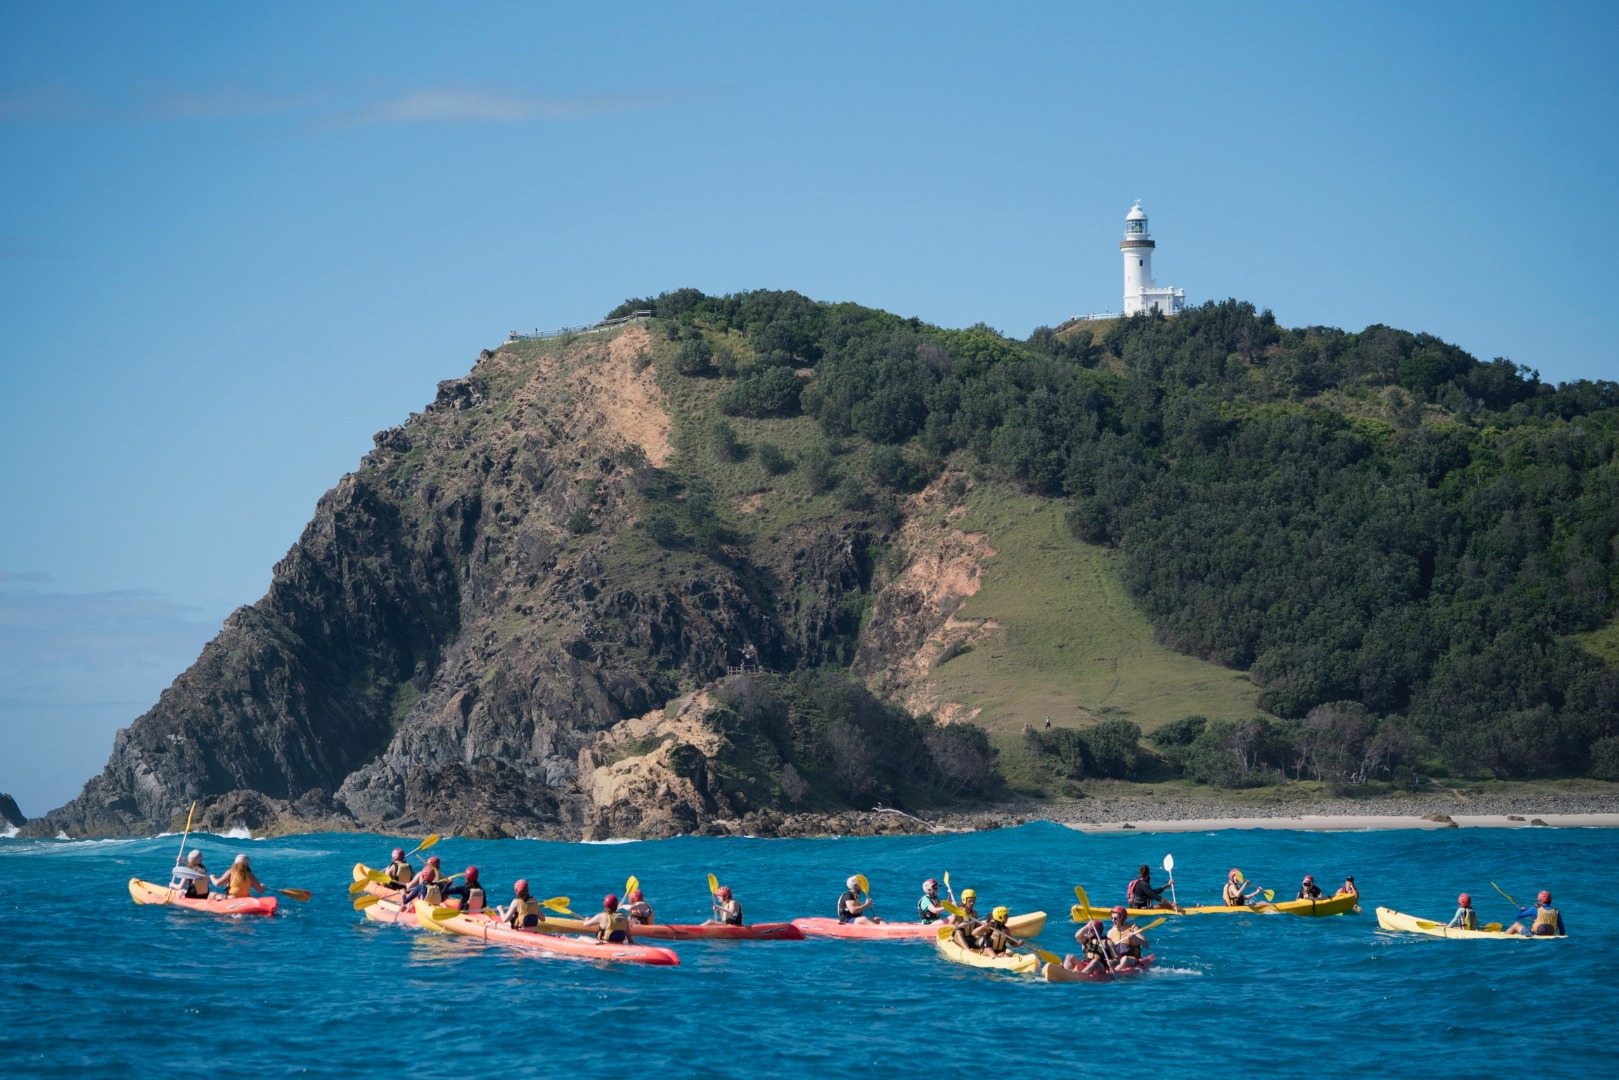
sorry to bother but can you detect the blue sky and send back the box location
[2,2,1615,816]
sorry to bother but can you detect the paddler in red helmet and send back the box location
[1064,918,1115,975]
[385,847,414,888]
[1505,890,1566,936]
[398,856,443,906]
[582,894,634,943]
[705,884,743,927]
[502,879,544,931]
[1106,905,1147,969]
[625,888,655,925]
[440,866,486,913]
[1448,893,1479,930]
[1297,874,1324,900]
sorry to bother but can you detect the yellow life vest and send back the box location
[1531,906,1561,936]
[227,867,252,898]
[1454,908,1478,930]
[510,896,542,929]
[388,860,413,885]
[466,887,485,914]
[425,882,444,905]
[598,910,630,943]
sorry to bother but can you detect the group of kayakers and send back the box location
[368,846,747,944]
[168,849,270,901]
[1115,863,1362,912]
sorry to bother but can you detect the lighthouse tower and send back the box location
[1120,200,1185,316]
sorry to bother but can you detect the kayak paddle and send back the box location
[404,833,441,859]
[276,888,312,902]
[541,897,575,916]
[625,875,639,899]
[165,801,198,904]
[1162,853,1179,911]
[944,870,957,905]
[1074,884,1093,914]
[354,894,382,911]
[349,868,396,895]
[1490,881,1520,909]
[855,873,870,900]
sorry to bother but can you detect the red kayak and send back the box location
[1042,954,1156,983]
[428,905,680,966]
[129,877,278,916]
[792,911,1047,940]
[631,922,802,941]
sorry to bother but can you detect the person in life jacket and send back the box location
[1506,890,1566,937]
[707,885,743,927]
[210,854,268,899]
[1064,918,1115,975]
[625,888,655,925]
[1106,905,1148,969]
[399,857,443,907]
[171,849,210,900]
[948,889,986,951]
[1334,875,1360,912]
[385,848,415,888]
[503,879,544,931]
[836,876,879,924]
[583,894,633,944]
[1448,893,1479,930]
[972,906,1025,957]
[1127,865,1175,910]
[1223,868,1260,908]
[917,878,951,924]
[440,866,486,914]
[1297,874,1324,900]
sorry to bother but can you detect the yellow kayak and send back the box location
[1073,892,1358,920]
[1375,907,1565,940]
[932,925,1040,974]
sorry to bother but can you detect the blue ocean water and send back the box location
[0,821,1608,1078]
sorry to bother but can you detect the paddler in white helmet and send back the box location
[917,878,954,924]
[836,875,880,924]
[170,849,210,899]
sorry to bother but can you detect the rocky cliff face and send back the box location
[26,325,907,839]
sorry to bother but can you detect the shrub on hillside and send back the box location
[719,367,801,418]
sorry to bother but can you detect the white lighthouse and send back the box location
[1120,200,1185,316]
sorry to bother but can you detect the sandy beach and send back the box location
[1063,812,1619,833]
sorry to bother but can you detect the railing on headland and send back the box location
[507,310,651,341]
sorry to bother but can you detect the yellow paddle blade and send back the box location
[1234,871,1246,883]
[1483,923,1503,932]
[277,888,312,902]
[348,879,370,896]
[405,833,441,858]
[855,873,870,898]
[1074,885,1091,911]
[1415,918,1442,930]
[413,901,452,933]
[1139,917,1166,931]
[1262,889,1276,902]
[1029,945,1063,965]
[625,875,639,898]
[707,873,718,896]
[353,894,381,910]
[542,896,572,913]
[941,900,966,917]
[944,871,951,890]
[366,869,394,884]
[428,904,463,921]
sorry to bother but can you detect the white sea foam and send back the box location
[579,837,640,845]
[1151,965,1204,976]
[1,824,17,839]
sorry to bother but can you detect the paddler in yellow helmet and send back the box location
[948,888,985,951]
[972,906,1025,957]
[210,854,268,899]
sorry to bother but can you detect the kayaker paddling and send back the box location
[441,866,486,913]
[626,888,655,925]
[837,876,880,924]
[501,879,545,931]
[583,894,634,943]
[1223,868,1260,908]
[1505,890,1566,937]
[1127,864,1176,911]
[1106,905,1148,969]
[917,878,952,924]
[211,854,269,899]
[970,906,1025,958]
[1297,874,1324,900]
[1334,875,1360,912]
[706,884,743,927]
[1065,918,1115,975]
[1448,893,1479,930]
[398,856,444,907]
[385,847,415,889]
[170,850,210,900]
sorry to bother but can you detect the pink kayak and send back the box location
[429,906,680,966]
[129,877,278,916]
[792,911,1047,940]
[631,921,803,941]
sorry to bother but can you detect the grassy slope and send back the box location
[926,484,1260,735]
[1571,619,1619,670]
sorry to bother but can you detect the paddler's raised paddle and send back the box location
[164,801,198,904]
[1163,853,1179,911]
[944,870,957,906]
[403,833,441,859]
